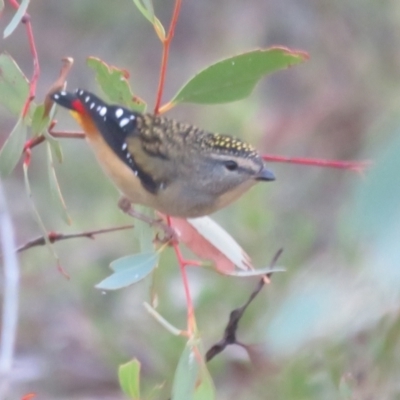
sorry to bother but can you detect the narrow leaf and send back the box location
[0,117,27,178]
[23,163,59,263]
[3,0,30,38]
[118,359,141,400]
[194,365,216,400]
[132,0,165,40]
[171,47,308,105]
[96,252,158,290]
[0,53,29,116]
[46,143,71,225]
[87,57,146,112]
[110,251,157,272]
[171,343,200,400]
[187,216,251,271]
[43,103,63,163]
[31,104,50,137]
[143,302,182,336]
[225,266,285,277]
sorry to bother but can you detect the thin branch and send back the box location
[205,249,283,362]
[16,224,134,254]
[167,216,197,335]
[263,154,371,173]
[153,0,182,114]
[0,181,20,400]
[23,130,85,162]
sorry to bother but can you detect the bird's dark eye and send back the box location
[224,160,238,171]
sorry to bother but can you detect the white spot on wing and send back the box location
[85,95,90,103]
[78,90,84,95]
[53,94,59,100]
[115,108,124,118]
[60,91,67,96]
[119,117,130,128]
[122,143,127,150]
[129,115,135,120]
[90,102,95,109]
[99,106,107,116]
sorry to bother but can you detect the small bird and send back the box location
[51,89,275,218]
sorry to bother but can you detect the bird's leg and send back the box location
[117,197,177,243]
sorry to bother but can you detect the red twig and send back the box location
[23,130,85,164]
[153,0,182,114]
[8,0,40,118]
[263,154,371,174]
[152,0,196,333]
[166,216,197,335]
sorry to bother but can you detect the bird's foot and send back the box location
[117,197,177,244]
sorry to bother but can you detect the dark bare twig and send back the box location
[205,249,283,362]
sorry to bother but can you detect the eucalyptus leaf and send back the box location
[87,57,146,112]
[193,365,215,400]
[171,47,308,105]
[96,252,158,290]
[0,117,27,178]
[187,216,250,270]
[171,342,200,400]
[23,163,59,262]
[46,143,71,225]
[225,266,285,277]
[0,53,30,116]
[143,302,182,336]
[132,0,165,39]
[110,251,158,272]
[118,359,141,400]
[3,0,30,38]
[31,104,49,136]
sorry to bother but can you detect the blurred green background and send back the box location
[1,0,400,399]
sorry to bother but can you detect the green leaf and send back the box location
[187,216,250,270]
[132,0,165,39]
[3,0,30,38]
[31,104,49,136]
[44,103,63,163]
[87,57,146,113]
[193,365,215,400]
[171,47,308,105]
[23,163,60,263]
[118,359,141,400]
[96,251,158,290]
[110,251,157,272]
[0,117,27,178]
[143,302,182,336]
[46,143,71,225]
[0,53,29,115]
[224,266,285,277]
[171,342,200,400]
[43,130,63,163]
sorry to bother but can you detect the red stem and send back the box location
[153,0,182,114]
[167,216,196,334]
[263,154,371,173]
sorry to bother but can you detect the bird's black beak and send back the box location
[255,166,275,181]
